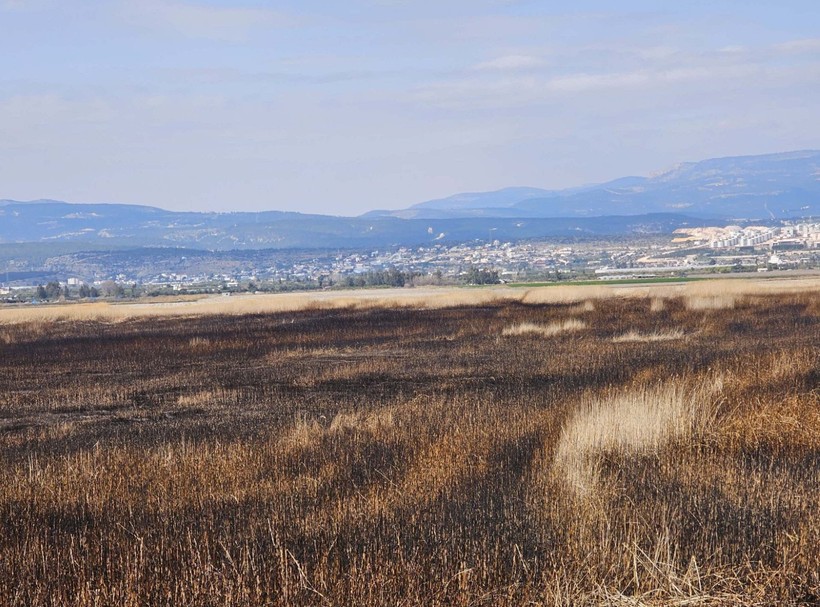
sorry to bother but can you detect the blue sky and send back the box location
[1,1,819,215]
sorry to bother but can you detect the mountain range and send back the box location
[365,150,820,220]
[1,150,818,251]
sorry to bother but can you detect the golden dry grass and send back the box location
[685,294,737,310]
[554,378,723,498]
[1,276,818,326]
[649,297,666,312]
[502,318,587,337]
[612,328,686,342]
[569,299,596,314]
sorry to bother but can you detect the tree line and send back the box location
[34,281,131,301]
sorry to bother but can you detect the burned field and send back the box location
[1,286,819,605]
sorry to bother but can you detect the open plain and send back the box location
[1,279,819,605]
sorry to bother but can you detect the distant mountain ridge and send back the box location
[1,151,818,250]
[364,150,820,220]
[0,198,705,250]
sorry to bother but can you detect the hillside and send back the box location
[366,150,820,220]
[2,151,817,251]
[0,199,705,250]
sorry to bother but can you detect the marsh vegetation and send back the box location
[0,280,818,605]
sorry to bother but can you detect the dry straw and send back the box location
[554,377,723,498]
[2,277,818,325]
[502,319,586,337]
[612,329,686,342]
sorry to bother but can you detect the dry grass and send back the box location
[685,294,737,310]
[569,300,596,314]
[0,283,819,605]
[502,318,587,337]
[520,284,614,304]
[612,328,686,342]
[1,276,819,327]
[649,297,666,312]
[554,378,722,498]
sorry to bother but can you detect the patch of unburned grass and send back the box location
[649,297,666,312]
[554,377,723,498]
[685,294,737,310]
[1,276,818,327]
[502,318,587,337]
[612,328,686,342]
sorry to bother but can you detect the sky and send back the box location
[1,1,819,216]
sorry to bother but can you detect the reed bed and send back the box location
[0,282,818,605]
[502,318,587,337]
[2,275,818,327]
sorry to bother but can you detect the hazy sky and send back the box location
[1,1,819,215]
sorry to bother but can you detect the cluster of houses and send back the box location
[673,223,820,250]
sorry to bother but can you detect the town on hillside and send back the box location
[2,221,819,301]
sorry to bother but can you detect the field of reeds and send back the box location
[0,279,818,605]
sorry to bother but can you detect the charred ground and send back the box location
[0,287,818,605]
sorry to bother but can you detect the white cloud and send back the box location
[0,0,53,11]
[545,70,650,92]
[634,45,681,61]
[473,54,544,71]
[774,38,820,54]
[412,57,806,110]
[717,45,747,55]
[119,1,298,42]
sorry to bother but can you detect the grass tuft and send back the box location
[554,378,723,498]
[503,318,587,337]
[612,329,686,342]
